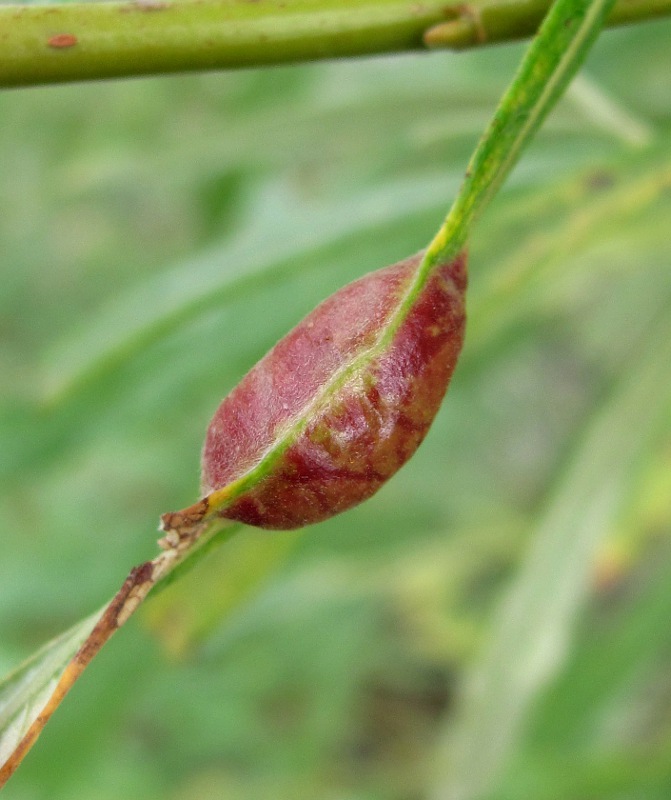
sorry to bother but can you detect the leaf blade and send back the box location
[0,609,103,776]
[430,298,671,800]
[0,520,235,787]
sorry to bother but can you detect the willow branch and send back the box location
[0,0,670,89]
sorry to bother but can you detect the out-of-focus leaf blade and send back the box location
[143,527,304,657]
[496,529,671,799]
[469,157,671,355]
[567,72,655,147]
[43,176,459,405]
[430,299,671,800]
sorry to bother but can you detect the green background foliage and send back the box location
[1,18,671,799]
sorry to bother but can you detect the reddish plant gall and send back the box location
[196,251,467,531]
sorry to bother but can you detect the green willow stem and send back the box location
[424,0,671,48]
[0,0,669,88]
[1,0,455,87]
[418,0,618,277]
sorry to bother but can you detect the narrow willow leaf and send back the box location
[567,73,655,147]
[430,302,671,800]
[532,517,671,747]
[0,519,234,786]
[491,487,671,798]
[1,0,620,783]
[162,0,618,535]
[0,609,102,768]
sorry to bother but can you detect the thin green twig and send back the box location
[421,0,619,276]
[0,0,669,88]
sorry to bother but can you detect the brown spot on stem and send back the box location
[47,33,78,48]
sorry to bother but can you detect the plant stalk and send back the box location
[0,0,669,88]
[419,0,619,275]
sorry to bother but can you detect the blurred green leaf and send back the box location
[143,527,304,657]
[469,154,671,356]
[43,176,459,405]
[492,502,671,798]
[430,300,671,800]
